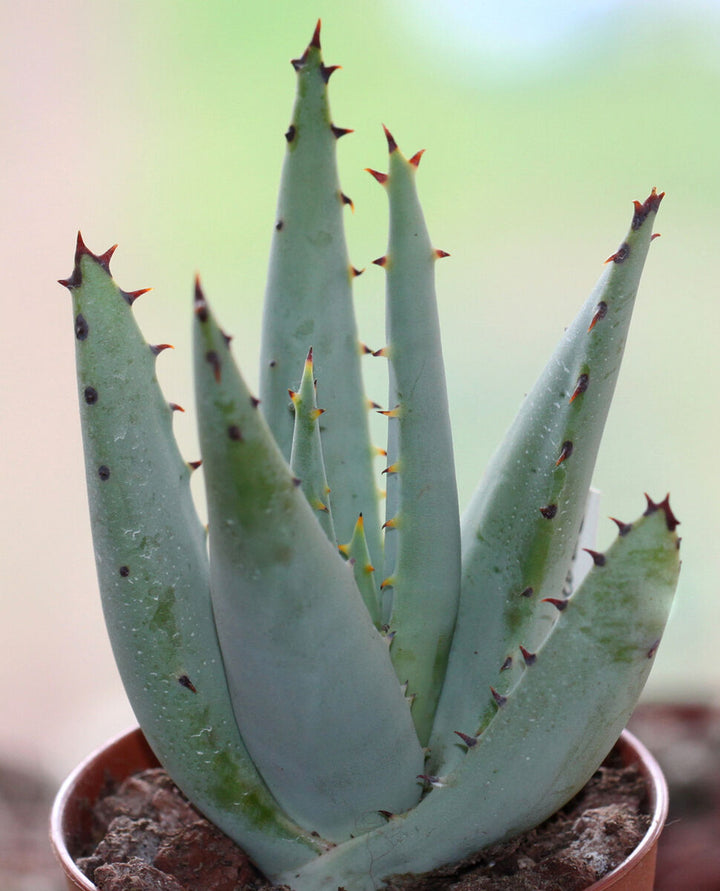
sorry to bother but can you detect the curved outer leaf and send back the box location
[280,499,680,891]
[193,284,424,843]
[372,135,461,745]
[259,24,382,571]
[61,236,324,873]
[428,190,664,773]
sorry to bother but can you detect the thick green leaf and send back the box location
[193,283,424,842]
[372,136,461,745]
[429,191,664,773]
[259,24,382,570]
[281,498,680,890]
[63,236,324,872]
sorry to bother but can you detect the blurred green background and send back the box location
[2,0,718,779]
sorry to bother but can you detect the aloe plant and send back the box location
[61,22,681,891]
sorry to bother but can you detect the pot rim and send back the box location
[588,727,669,890]
[50,725,667,891]
[50,724,158,891]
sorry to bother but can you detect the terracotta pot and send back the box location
[629,702,720,891]
[50,726,667,891]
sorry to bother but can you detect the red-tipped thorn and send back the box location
[583,548,606,567]
[434,249,450,259]
[377,406,401,418]
[588,301,608,331]
[188,460,203,471]
[372,255,388,267]
[555,440,574,466]
[311,18,321,48]
[320,64,341,83]
[500,656,513,671]
[543,598,568,611]
[409,149,425,168]
[97,244,118,272]
[651,232,662,241]
[605,242,629,264]
[454,731,478,748]
[372,346,390,358]
[178,675,197,693]
[520,646,537,666]
[382,124,398,153]
[331,125,353,139]
[382,463,399,475]
[382,517,399,530]
[366,168,389,186]
[569,372,589,403]
[150,343,174,356]
[351,266,365,278]
[380,576,395,590]
[169,402,185,413]
[610,517,633,537]
[340,192,355,212]
[121,287,152,306]
[490,687,507,708]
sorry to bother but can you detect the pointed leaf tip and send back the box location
[382,125,398,154]
[311,18,321,48]
[60,232,118,289]
[643,493,680,532]
[632,187,664,231]
[194,275,209,321]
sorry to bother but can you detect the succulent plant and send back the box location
[61,22,681,891]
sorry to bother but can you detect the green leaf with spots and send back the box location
[61,235,324,873]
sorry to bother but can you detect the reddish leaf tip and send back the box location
[643,493,680,532]
[382,124,398,154]
[632,187,664,230]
